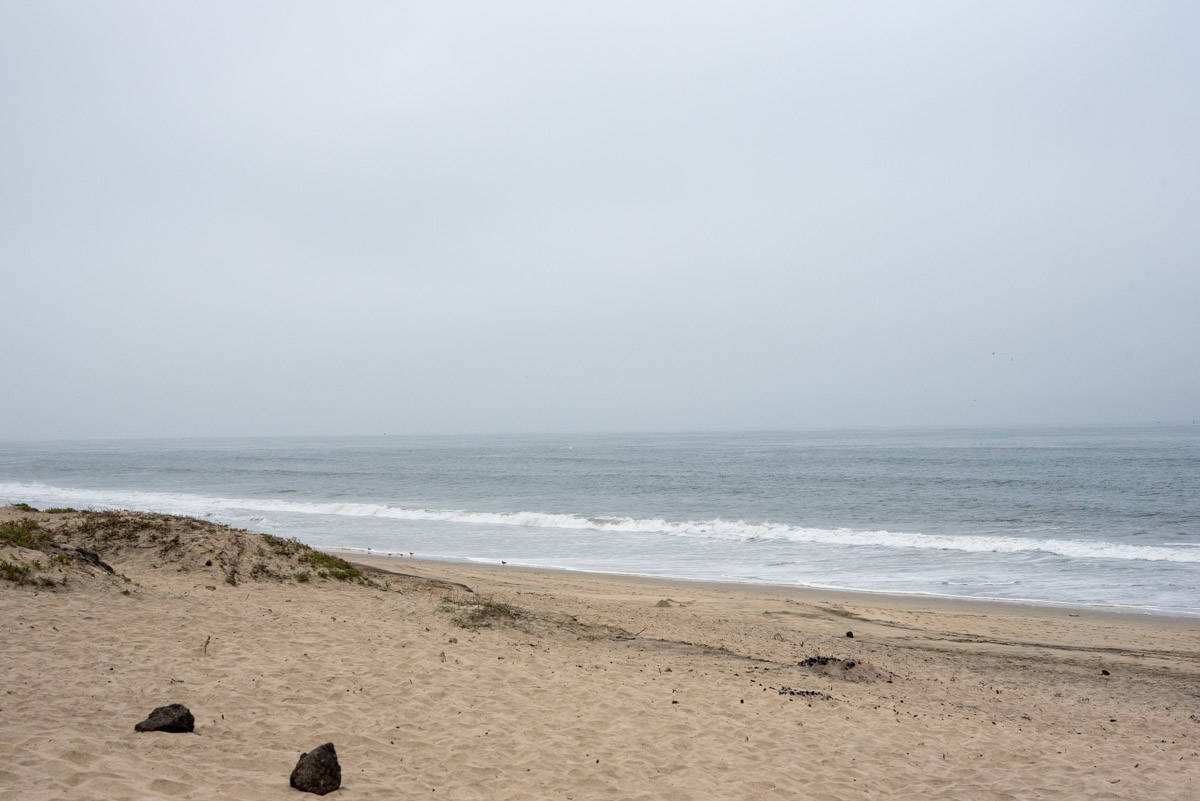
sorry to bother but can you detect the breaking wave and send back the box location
[3,481,1198,564]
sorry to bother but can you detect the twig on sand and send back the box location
[203,635,211,656]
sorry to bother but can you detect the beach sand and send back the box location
[1,506,1198,799]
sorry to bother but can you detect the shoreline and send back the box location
[4,505,1199,799]
[4,480,1196,614]
[334,548,1200,622]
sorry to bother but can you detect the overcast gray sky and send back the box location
[1,1,1197,439]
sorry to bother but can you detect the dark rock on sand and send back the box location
[134,704,194,733]
[845,631,854,638]
[290,742,341,795]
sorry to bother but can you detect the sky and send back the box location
[1,1,1198,439]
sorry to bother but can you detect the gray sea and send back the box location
[2,425,1198,615]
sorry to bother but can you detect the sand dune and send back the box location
[1,505,1197,799]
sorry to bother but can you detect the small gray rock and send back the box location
[134,704,194,733]
[290,742,341,795]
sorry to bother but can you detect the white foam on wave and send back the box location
[3,481,1199,564]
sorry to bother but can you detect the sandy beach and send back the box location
[2,505,1198,800]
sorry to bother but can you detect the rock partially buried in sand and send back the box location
[134,704,194,733]
[290,742,341,795]
[797,656,894,683]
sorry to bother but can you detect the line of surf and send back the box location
[2,481,1197,563]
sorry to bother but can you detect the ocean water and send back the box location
[2,426,1198,615]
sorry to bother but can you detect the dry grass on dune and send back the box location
[0,504,531,646]
[0,504,602,638]
[0,504,372,593]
